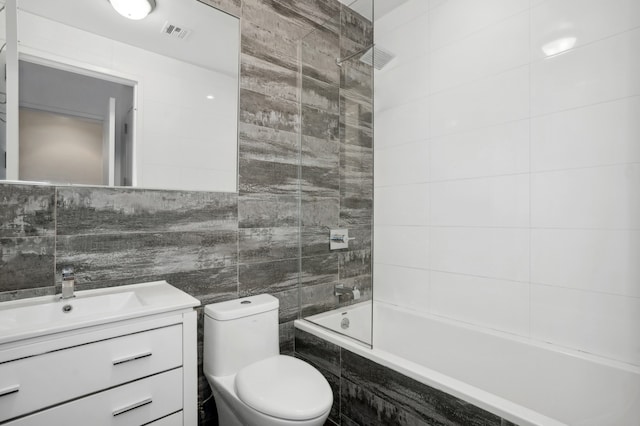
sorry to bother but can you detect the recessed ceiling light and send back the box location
[206,95,215,100]
[109,0,156,21]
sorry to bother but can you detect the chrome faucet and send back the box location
[60,266,75,299]
[334,284,354,297]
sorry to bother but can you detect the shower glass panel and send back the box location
[298,0,374,346]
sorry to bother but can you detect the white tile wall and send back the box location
[374,0,640,365]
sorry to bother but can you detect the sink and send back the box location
[0,292,143,331]
[0,281,200,344]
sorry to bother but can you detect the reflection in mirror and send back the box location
[6,0,239,192]
[0,0,6,180]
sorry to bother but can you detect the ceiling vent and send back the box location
[161,22,192,40]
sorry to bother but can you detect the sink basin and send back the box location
[0,291,143,332]
[0,281,200,344]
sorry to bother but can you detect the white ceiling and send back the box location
[18,0,240,77]
[339,0,409,21]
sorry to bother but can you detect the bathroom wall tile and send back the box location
[300,281,339,317]
[273,0,341,32]
[341,349,503,425]
[340,121,373,150]
[301,24,341,85]
[374,97,428,147]
[340,57,373,106]
[430,11,530,93]
[340,415,359,426]
[302,76,340,113]
[340,144,373,226]
[295,329,341,376]
[429,0,530,51]
[430,227,529,282]
[280,321,296,355]
[197,0,241,17]
[375,140,429,187]
[0,237,55,292]
[0,286,56,303]
[56,187,237,235]
[531,0,640,61]
[56,231,237,287]
[374,225,429,270]
[156,267,237,306]
[374,184,429,226]
[238,258,299,296]
[531,164,640,230]
[340,5,373,50]
[338,250,372,304]
[239,227,300,264]
[0,184,55,238]
[241,0,309,72]
[272,287,300,324]
[430,174,530,228]
[531,229,640,298]
[301,137,340,198]
[375,11,428,68]
[238,157,299,195]
[531,29,640,116]
[430,120,530,181]
[238,122,299,164]
[430,271,530,336]
[375,54,429,111]
[531,284,640,365]
[301,105,340,141]
[340,96,372,138]
[373,264,430,313]
[240,53,299,103]
[430,65,529,137]
[531,97,640,172]
[239,88,299,133]
[375,0,428,38]
[238,193,299,228]
[302,196,340,227]
[301,253,340,287]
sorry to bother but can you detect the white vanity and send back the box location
[0,281,200,425]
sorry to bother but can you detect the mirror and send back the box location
[3,0,239,192]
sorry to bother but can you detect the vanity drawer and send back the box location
[7,368,183,426]
[147,412,183,426]
[0,324,182,423]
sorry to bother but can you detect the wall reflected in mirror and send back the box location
[0,0,6,180]
[3,0,239,192]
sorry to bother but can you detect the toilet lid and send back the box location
[235,355,333,421]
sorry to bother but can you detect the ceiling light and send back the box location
[206,95,215,100]
[109,0,156,21]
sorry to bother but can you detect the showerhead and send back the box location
[336,44,395,70]
[358,46,395,70]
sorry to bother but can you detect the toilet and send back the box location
[203,294,333,426]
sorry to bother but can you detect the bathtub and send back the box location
[296,301,640,426]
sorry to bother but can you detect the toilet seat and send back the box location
[235,355,333,421]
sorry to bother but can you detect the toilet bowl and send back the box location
[203,295,333,426]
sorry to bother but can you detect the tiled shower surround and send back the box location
[0,0,372,424]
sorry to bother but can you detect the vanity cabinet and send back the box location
[0,310,197,425]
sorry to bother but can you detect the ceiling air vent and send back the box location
[161,22,192,40]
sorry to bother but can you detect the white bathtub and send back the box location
[296,301,640,426]
[306,301,372,344]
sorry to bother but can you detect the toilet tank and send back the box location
[203,294,280,377]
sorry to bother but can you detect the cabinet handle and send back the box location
[112,351,152,365]
[0,384,20,397]
[112,397,153,416]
